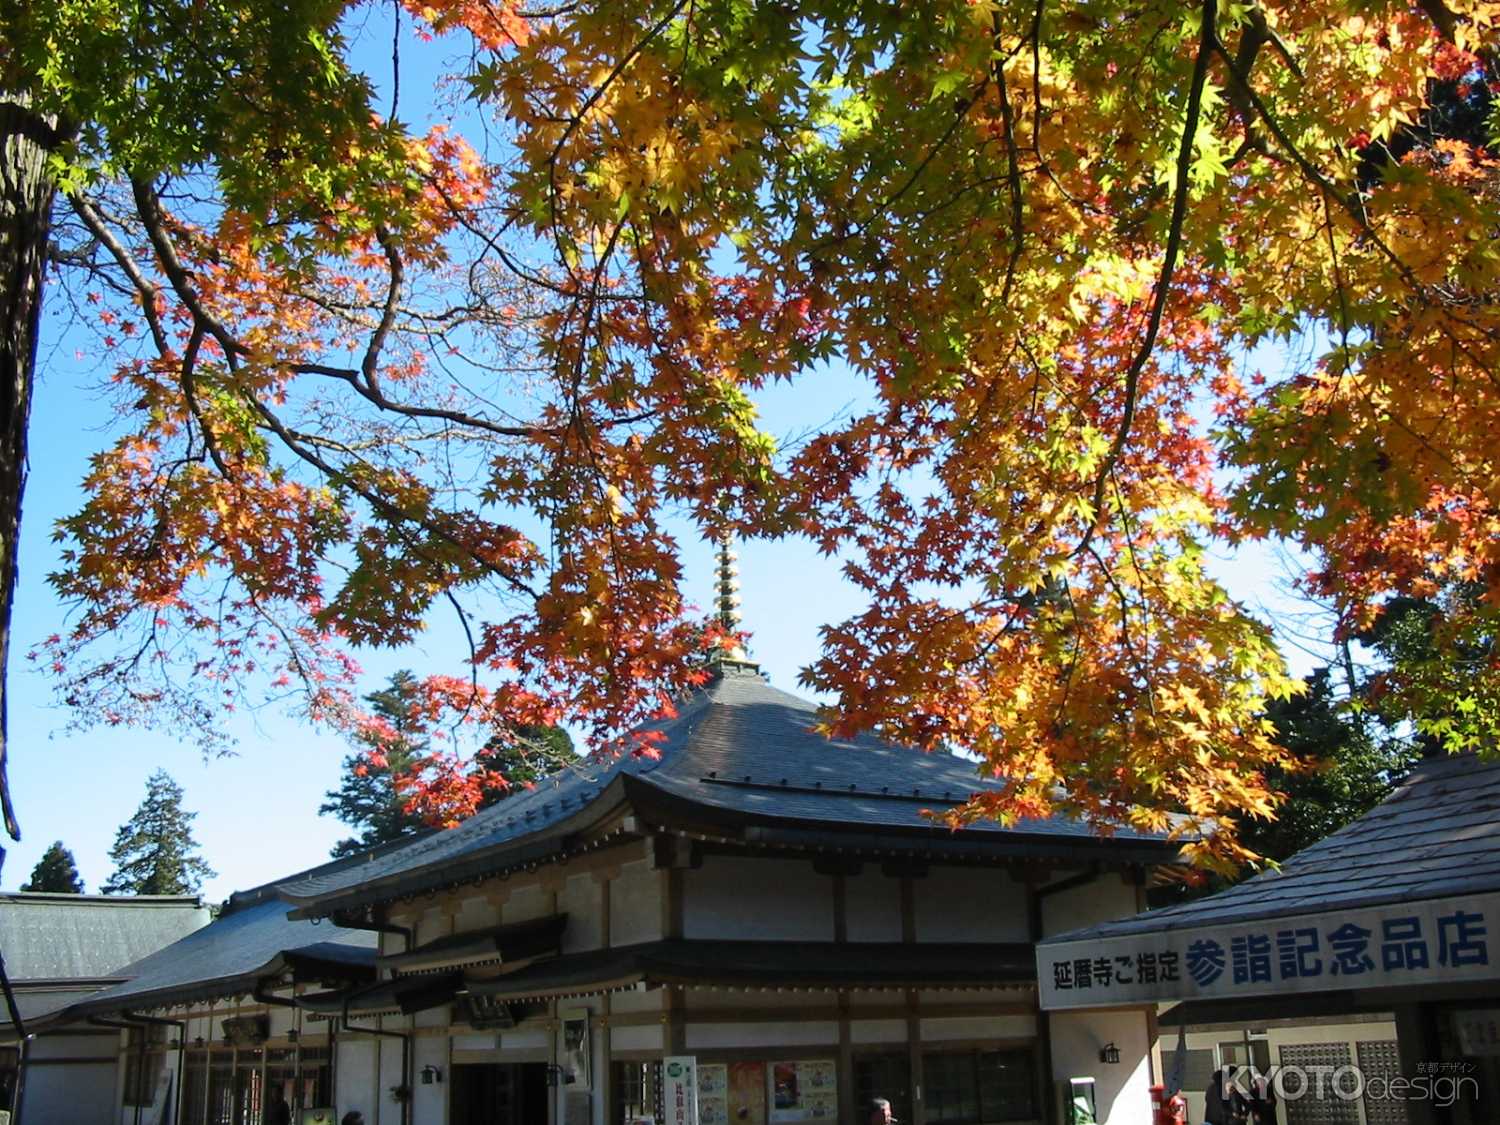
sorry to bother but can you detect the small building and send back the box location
[34,863,380,1125]
[0,892,210,1124]
[1037,752,1500,1125]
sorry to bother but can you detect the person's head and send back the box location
[868,1098,894,1125]
[341,1113,364,1125]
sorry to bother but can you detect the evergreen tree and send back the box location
[320,671,431,858]
[474,724,576,811]
[101,771,215,895]
[21,841,84,893]
[321,671,577,856]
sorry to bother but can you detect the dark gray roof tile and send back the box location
[281,664,1182,912]
[0,894,209,982]
[1046,753,1500,943]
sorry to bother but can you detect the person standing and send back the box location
[1204,1066,1250,1125]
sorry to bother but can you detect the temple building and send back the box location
[16,549,1189,1125]
[22,653,1181,1125]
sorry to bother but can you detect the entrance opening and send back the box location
[451,1062,549,1125]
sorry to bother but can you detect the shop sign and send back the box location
[1039,891,1500,1010]
[664,1055,698,1125]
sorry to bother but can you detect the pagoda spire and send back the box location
[713,528,753,665]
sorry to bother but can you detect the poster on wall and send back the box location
[664,1055,699,1125]
[767,1060,837,1123]
[697,1062,729,1125]
[561,1010,591,1090]
[728,1061,767,1125]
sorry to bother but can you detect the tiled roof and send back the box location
[0,893,209,982]
[1046,752,1500,944]
[41,861,387,1021]
[281,664,1181,914]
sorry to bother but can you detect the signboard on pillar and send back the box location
[1039,890,1500,1010]
[665,1056,699,1125]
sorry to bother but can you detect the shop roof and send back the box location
[1044,752,1500,946]
[281,664,1184,917]
[465,938,1039,1001]
[32,854,400,1023]
[49,893,375,1019]
[0,892,209,983]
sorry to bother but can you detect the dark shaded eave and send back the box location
[377,913,567,974]
[465,938,1038,1002]
[300,972,464,1018]
[37,945,376,1027]
[286,770,1183,922]
[625,772,1188,868]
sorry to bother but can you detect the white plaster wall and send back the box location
[611,860,662,946]
[22,1022,119,1125]
[560,872,605,951]
[502,884,552,926]
[416,1005,449,1029]
[686,1022,840,1049]
[1050,1008,1154,1125]
[1040,873,1142,938]
[850,1019,907,1045]
[683,856,833,941]
[845,870,903,942]
[410,1032,449,1125]
[456,893,500,933]
[502,1026,550,1052]
[612,1025,664,1053]
[269,1005,297,1036]
[913,868,1030,943]
[610,987,664,1014]
[26,1059,117,1125]
[336,1038,377,1123]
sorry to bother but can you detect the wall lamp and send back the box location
[1099,1042,1121,1065]
[421,1064,444,1085]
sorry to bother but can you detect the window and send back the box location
[123,1026,167,1107]
[922,1048,1038,1125]
[612,1061,662,1125]
[298,1045,332,1111]
[854,1052,912,1125]
[183,1049,210,1125]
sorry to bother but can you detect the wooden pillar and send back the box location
[597,872,614,1125]
[900,876,924,1125]
[833,872,853,1125]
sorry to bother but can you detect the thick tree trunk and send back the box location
[0,92,59,845]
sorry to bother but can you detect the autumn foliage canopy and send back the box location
[14,0,1500,865]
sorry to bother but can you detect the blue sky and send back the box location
[1,16,1322,902]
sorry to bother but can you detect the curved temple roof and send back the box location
[281,664,1184,917]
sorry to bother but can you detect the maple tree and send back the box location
[321,670,575,852]
[7,0,1498,866]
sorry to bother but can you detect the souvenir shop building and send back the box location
[1037,753,1500,1125]
[35,659,1186,1125]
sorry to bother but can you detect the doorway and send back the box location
[451,1062,550,1125]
